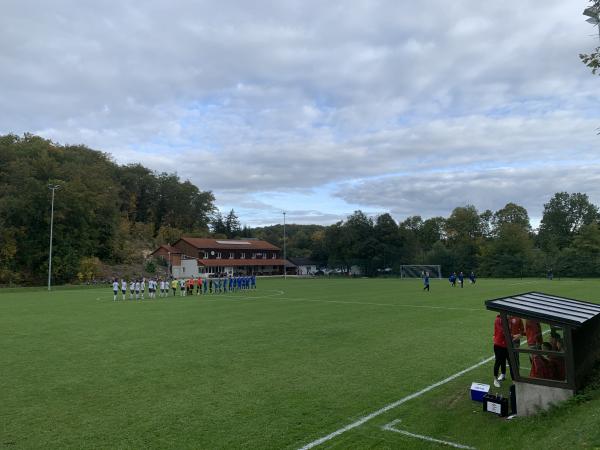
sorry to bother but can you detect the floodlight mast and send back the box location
[47,184,61,291]
[283,211,287,279]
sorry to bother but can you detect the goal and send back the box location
[400,265,442,279]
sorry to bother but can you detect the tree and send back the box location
[373,213,400,270]
[211,212,227,236]
[480,223,533,277]
[492,203,531,235]
[419,217,446,251]
[538,192,599,251]
[444,205,482,271]
[580,1,600,74]
[0,133,217,284]
[224,209,242,238]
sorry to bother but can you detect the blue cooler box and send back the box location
[470,382,490,402]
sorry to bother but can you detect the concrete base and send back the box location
[515,381,573,416]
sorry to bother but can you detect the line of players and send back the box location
[448,271,476,288]
[112,275,257,301]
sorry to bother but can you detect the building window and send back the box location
[203,252,209,259]
[508,317,567,384]
[241,252,245,259]
[263,253,267,259]
[217,252,222,259]
[272,253,276,259]
[229,252,234,259]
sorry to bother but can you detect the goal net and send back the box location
[400,265,442,279]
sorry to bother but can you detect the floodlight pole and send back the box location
[48,184,60,291]
[168,251,171,278]
[283,211,287,279]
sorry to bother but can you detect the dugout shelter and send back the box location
[485,292,600,415]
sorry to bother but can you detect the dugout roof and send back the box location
[485,291,600,327]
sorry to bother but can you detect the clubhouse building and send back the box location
[150,237,286,277]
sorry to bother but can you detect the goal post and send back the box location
[400,264,442,279]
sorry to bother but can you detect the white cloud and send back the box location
[1,0,599,225]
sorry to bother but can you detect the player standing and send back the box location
[423,271,430,291]
[121,279,127,300]
[112,278,119,301]
[129,279,135,300]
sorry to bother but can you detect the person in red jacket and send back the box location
[530,342,554,379]
[525,319,543,349]
[509,315,525,369]
[493,314,514,387]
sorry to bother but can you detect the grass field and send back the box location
[2,278,600,449]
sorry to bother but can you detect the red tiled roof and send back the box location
[178,237,280,251]
[150,245,181,256]
[198,259,287,267]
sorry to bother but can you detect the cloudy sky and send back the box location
[2,0,599,227]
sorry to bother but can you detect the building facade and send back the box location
[151,237,285,277]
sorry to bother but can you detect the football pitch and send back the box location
[2,278,600,449]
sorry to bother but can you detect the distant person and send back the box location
[493,314,513,387]
[129,280,135,300]
[135,280,141,300]
[547,268,553,280]
[526,319,543,350]
[140,278,146,300]
[423,271,430,291]
[469,271,476,284]
[112,278,119,301]
[121,279,127,300]
[550,330,564,352]
[509,316,525,348]
[509,315,524,369]
[458,271,464,288]
[448,272,456,287]
[171,279,177,297]
[530,342,553,379]
[179,279,186,296]
[547,336,566,380]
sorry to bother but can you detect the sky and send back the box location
[2,0,600,228]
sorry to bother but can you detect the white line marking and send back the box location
[297,355,494,450]
[382,419,476,449]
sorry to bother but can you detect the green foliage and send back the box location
[144,259,157,274]
[580,1,600,74]
[538,192,599,251]
[0,134,216,284]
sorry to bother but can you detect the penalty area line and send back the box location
[382,419,475,449]
[297,354,494,450]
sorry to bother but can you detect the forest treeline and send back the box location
[1,134,600,284]
[0,134,216,284]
